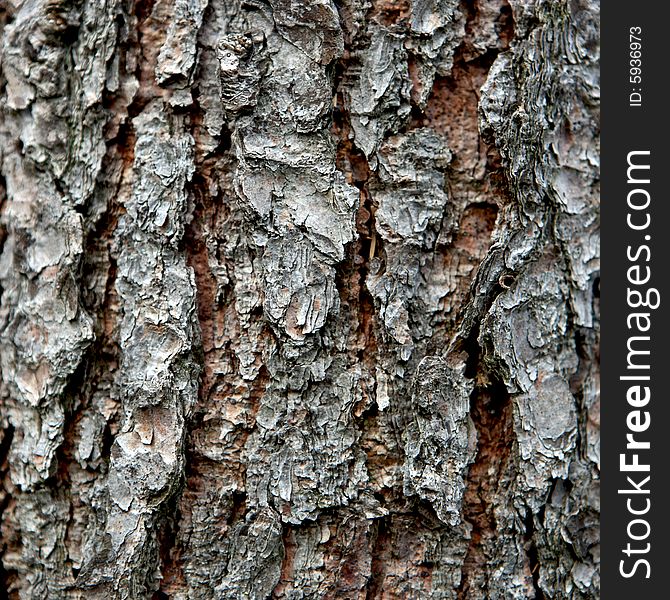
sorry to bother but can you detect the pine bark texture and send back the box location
[0,0,599,598]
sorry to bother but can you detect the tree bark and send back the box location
[0,0,599,598]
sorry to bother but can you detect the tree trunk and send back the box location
[0,0,599,598]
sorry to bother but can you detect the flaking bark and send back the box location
[0,0,599,598]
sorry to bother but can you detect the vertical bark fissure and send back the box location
[364,515,390,600]
[456,318,513,598]
[331,49,385,475]
[0,171,8,598]
[0,424,15,598]
[524,509,546,600]
[427,1,522,595]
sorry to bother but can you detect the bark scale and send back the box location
[0,0,599,598]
